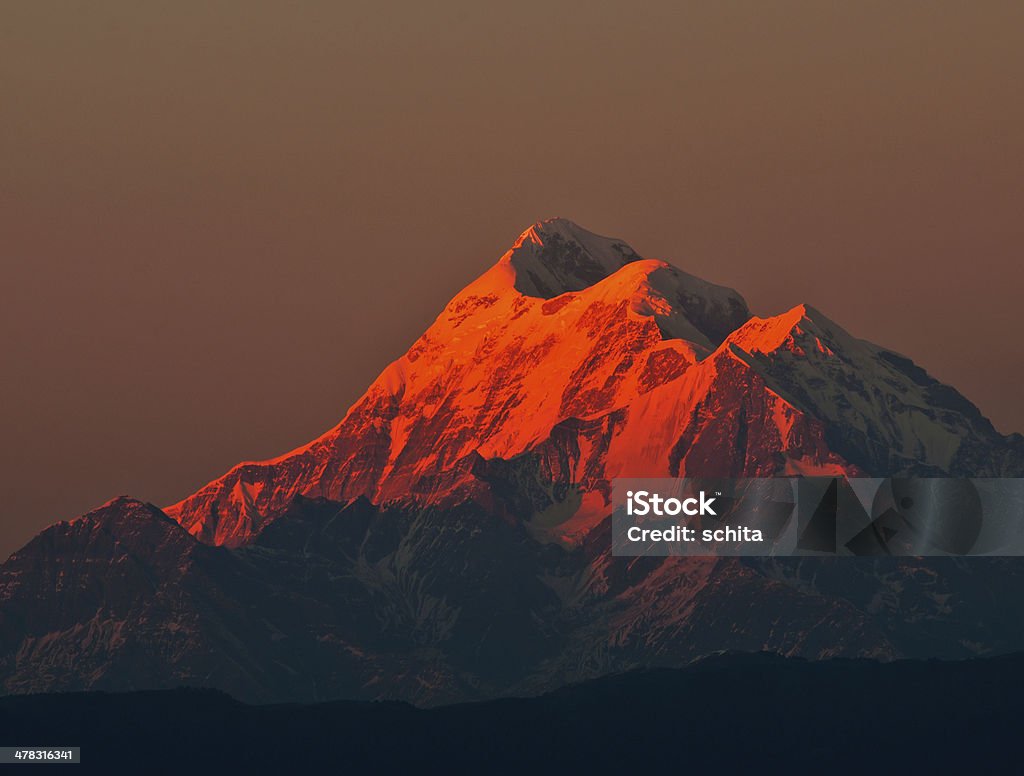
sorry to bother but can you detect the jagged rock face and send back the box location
[3,219,1023,704]
[0,498,388,701]
[0,499,222,695]
[166,218,1022,546]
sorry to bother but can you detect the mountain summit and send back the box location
[488,217,643,298]
[3,220,1023,703]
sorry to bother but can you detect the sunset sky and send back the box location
[2,1,1023,557]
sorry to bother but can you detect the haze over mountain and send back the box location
[1,220,1022,704]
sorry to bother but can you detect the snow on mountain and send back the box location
[165,218,1023,547]
[725,303,1023,475]
[165,219,752,544]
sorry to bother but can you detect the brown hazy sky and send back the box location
[2,1,1023,558]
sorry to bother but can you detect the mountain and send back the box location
[165,218,1023,547]
[2,218,1023,703]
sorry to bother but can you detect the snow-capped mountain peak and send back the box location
[163,220,1022,546]
[479,217,643,299]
